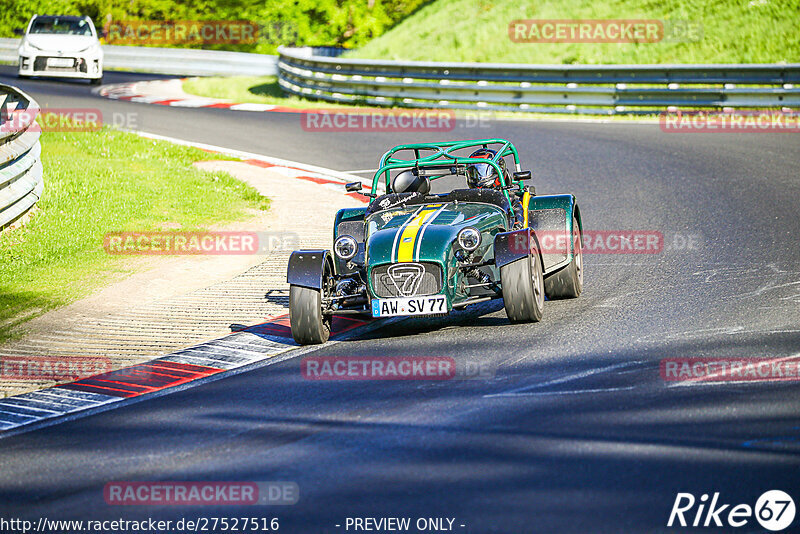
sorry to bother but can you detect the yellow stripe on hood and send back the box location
[396,205,442,262]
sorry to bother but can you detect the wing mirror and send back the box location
[345,182,362,192]
[513,170,532,181]
[13,28,24,36]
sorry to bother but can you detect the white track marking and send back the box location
[229,103,278,112]
[123,130,373,188]
[485,361,640,398]
[496,386,636,396]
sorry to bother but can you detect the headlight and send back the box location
[334,235,358,260]
[457,227,481,251]
[77,43,101,53]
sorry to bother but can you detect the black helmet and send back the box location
[466,148,507,188]
[391,169,430,195]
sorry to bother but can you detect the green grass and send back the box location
[0,126,269,342]
[347,0,800,64]
[182,76,354,109]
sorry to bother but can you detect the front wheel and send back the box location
[501,253,544,323]
[90,77,103,86]
[289,284,331,345]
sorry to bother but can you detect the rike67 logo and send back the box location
[668,490,795,531]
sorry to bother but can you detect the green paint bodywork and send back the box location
[363,203,507,308]
[332,199,580,309]
[328,138,581,314]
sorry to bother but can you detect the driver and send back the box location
[465,149,525,229]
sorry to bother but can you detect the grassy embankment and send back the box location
[347,0,798,64]
[0,123,269,342]
[182,0,797,112]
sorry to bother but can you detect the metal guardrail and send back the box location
[0,83,42,229]
[2,35,797,113]
[277,47,800,114]
[0,38,277,76]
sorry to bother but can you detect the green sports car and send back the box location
[286,139,583,344]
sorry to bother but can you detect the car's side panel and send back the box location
[333,207,367,274]
[526,194,580,275]
[333,208,367,240]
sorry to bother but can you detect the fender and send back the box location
[287,250,333,289]
[494,228,542,269]
[527,194,580,274]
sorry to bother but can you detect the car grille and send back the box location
[33,57,86,73]
[371,262,443,298]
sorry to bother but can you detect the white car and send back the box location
[18,15,103,84]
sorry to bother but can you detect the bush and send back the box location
[0,0,429,54]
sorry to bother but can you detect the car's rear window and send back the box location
[30,17,92,36]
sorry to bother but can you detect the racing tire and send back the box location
[90,77,103,86]
[545,215,583,299]
[289,284,331,345]
[501,253,544,323]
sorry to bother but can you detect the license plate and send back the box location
[371,295,447,317]
[47,57,74,68]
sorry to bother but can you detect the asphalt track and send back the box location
[1,66,800,533]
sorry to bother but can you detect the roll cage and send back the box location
[370,139,526,205]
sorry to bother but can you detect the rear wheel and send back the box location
[90,77,103,85]
[545,215,583,299]
[501,253,544,323]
